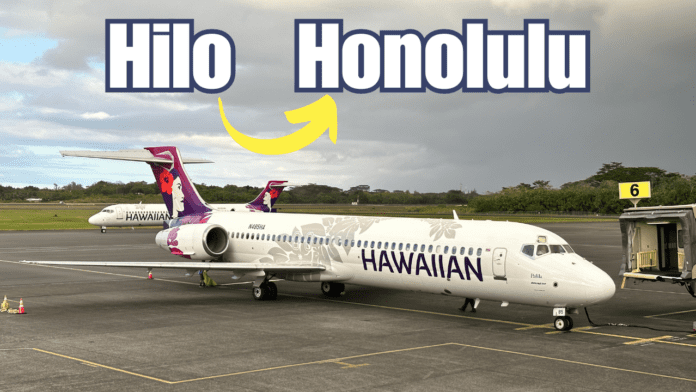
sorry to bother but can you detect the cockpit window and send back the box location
[536,245,549,256]
[562,244,575,253]
[102,209,113,213]
[522,245,534,257]
[549,245,565,254]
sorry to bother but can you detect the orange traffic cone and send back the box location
[148,271,153,280]
[18,298,25,314]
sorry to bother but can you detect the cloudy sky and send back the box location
[0,0,694,194]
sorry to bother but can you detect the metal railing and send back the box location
[635,250,657,270]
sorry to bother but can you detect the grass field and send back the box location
[0,203,617,231]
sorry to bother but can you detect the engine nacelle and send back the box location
[155,223,229,260]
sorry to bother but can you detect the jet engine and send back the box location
[155,224,229,260]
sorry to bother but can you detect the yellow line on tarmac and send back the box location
[451,343,696,383]
[515,323,553,331]
[32,342,696,384]
[170,343,453,384]
[623,336,672,345]
[645,309,696,318]
[32,348,173,384]
[546,326,596,335]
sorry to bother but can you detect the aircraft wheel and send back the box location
[554,316,573,331]
[321,282,344,297]
[266,282,278,300]
[252,285,267,301]
[101,227,106,233]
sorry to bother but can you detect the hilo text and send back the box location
[362,249,484,281]
[295,19,589,93]
[106,19,235,93]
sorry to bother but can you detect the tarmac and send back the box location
[1,222,695,391]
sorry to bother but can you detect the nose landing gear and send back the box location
[553,316,574,331]
[553,307,576,331]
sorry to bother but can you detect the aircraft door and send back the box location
[116,207,123,220]
[492,248,507,279]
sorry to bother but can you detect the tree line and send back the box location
[469,163,696,214]
[3,162,694,213]
[0,181,475,205]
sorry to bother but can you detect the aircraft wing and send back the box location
[19,260,325,273]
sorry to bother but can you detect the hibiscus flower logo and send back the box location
[160,170,174,195]
[270,188,279,198]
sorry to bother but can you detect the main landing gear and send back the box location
[321,282,344,297]
[252,281,278,301]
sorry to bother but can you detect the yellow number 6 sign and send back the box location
[619,181,651,203]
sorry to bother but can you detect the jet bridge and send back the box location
[619,204,696,296]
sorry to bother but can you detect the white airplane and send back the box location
[89,180,288,232]
[23,146,616,331]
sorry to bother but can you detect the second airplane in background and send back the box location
[89,180,288,232]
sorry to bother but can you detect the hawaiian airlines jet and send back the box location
[88,180,288,232]
[23,147,616,331]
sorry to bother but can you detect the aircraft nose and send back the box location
[88,214,99,225]
[585,270,616,305]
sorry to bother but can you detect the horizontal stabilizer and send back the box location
[60,149,213,164]
[20,260,325,273]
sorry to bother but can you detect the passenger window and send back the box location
[391,243,396,250]
[351,240,355,247]
[428,245,433,253]
[261,234,265,240]
[444,246,449,254]
[468,248,473,256]
[460,247,465,255]
[294,236,299,243]
[522,245,534,257]
[413,244,418,252]
[256,233,260,240]
[405,244,410,251]
[436,245,441,253]
[371,241,375,248]
[282,235,287,242]
[537,245,549,256]
[272,234,276,241]
[399,243,403,251]
[452,246,457,255]
[477,248,482,256]
[246,233,250,239]
[377,242,382,249]
[357,240,361,247]
[420,244,425,252]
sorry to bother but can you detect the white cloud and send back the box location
[80,111,111,120]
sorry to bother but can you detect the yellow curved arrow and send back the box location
[219,95,337,155]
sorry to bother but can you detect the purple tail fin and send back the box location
[247,181,287,212]
[145,146,211,218]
